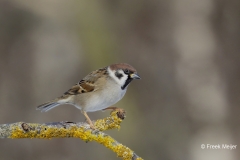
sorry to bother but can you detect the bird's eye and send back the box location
[124,69,129,74]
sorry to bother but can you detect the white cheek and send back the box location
[108,68,128,87]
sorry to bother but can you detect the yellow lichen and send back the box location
[8,112,143,160]
[94,111,122,131]
[11,123,39,139]
[75,132,134,159]
[71,125,136,160]
[112,144,134,160]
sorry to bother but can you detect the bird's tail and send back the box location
[36,99,61,112]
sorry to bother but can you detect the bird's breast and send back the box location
[84,83,126,112]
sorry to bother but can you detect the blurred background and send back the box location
[0,0,240,160]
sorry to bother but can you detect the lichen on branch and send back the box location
[0,111,143,160]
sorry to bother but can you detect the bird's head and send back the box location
[108,63,140,90]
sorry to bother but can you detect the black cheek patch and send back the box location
[115,72,123,79]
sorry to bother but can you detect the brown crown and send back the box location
[109,63,137,72]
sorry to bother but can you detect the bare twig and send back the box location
[0,111,143,160]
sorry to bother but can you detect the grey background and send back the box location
[0,0,240,160]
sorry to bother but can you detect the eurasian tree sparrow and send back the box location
[37,63,140,129]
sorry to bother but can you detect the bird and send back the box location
[37,63,140,129]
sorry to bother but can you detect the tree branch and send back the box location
[0,111,143,160]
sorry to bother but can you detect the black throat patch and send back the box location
[121,76,133,90]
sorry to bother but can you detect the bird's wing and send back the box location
[63,67,107,96]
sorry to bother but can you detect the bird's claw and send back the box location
[115,108,126,120]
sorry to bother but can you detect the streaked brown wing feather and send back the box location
[63,67,107,96]
[64,85,82,95]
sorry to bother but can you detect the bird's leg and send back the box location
[81,111,96,129]
[103,106,126,119]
